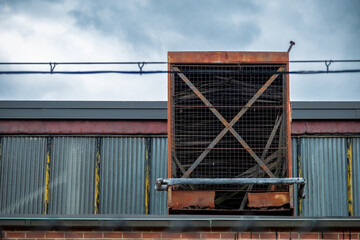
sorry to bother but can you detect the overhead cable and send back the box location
[0,59,360,65]
[1,69,360,75]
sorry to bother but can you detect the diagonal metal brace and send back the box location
[173,66,285,178]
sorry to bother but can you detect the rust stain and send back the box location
[0,120,167,134]
[168,51,289,64]
[167,51,292,214]
[170,191,215,210]
[248,192,290,208]
[292,120,360,135]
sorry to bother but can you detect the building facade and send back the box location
[0,101,359,239]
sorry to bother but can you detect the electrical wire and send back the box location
[0,61,167,65]
[0,59,359,75]
[1,69,360,75]
[0,59,359,65]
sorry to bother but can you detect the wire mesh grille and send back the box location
[170,64,289,191]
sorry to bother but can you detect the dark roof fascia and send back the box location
[0,101,359,120]
[0,101,167,120]
[0,216,360,230]
[291,101,360,120]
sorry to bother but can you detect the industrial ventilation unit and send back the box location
[156,51,305,215]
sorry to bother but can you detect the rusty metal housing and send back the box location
[167,51,292,214]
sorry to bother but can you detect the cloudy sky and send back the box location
[0,0,359,101]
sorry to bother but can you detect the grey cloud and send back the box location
[69,0,261,52]
[0,75,77,100]
[0,0,66,19]
[0,0,359,101]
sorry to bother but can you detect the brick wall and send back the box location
[2,229,360,240]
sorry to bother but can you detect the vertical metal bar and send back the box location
[346,138,353,216]
[145,138,152,215]
[168,62,173,180]
[285,67,293,212]
[168,64,174,215]
[296,137,302,216]
[285,58,292,179]
[94,137,101,214]
[44,137,52,215]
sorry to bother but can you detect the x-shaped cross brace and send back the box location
[172,66,285,178]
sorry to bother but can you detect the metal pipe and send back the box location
[155,178,305,191]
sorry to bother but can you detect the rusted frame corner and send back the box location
[172,66,285,179]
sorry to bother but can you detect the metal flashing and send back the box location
[0,216,360,229]
[0,101,167,120]
[292,101,360,120]
[0,101,359,120]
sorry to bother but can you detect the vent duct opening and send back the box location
[167,52,293,215]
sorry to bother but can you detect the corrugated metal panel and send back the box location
[291,138,298,216]
[352,137,360,216]
[100,137,146,214]
[150,137,168,215]
[300,137,348,217]
[48,137,96,214]
[0,137,46,214]
[1,135,356,217]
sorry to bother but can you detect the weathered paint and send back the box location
[168,51,289,64]
[292,121,360,134]
[2,120,359,135]
[170,191,215,210]
[94,137,101,214]
[347,138,353,216]
[145,138,151,215]
[1,135,358,216]
[168,51,291,214]
[248,192,290,208]
[43,137,52,215]
[0,120,167,134]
